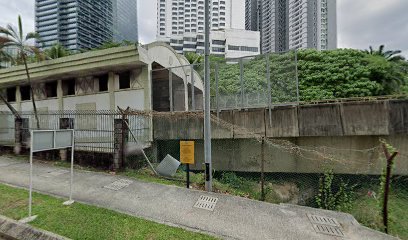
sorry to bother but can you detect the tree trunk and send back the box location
[22,54,40,129]
[0,94,21,119]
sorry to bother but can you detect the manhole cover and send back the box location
[312,224,344,237]
[41,170,69,178]
[307,214,340,227]
[104,179,133,191]
[193,195,218,211]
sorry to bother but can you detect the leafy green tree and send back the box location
[0,16,42,128]
[209,48,408,102]
[184,52,203,64]
[44,43,70,59]
[0,36,13,66]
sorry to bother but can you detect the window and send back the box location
[45,81,58,98]
[20,86,31,101]
[6,87,16,102]
[119,72,131,89]
[98,74,109,92]
[62,79,76,96]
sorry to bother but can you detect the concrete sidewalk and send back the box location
[0,156,395,240]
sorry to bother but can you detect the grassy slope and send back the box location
[349,193,408,240]
[0,184,217,240]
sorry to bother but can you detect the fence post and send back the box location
[169,68,173,112]
[240,58,244,109]
[381,143,398,234]
[14,118,22,155]
[266,54,272,127]
[113,115,128,171]
[295,49,300,103]
[261,137,266,201]
[191,65,195,111]
[215,64,220,118]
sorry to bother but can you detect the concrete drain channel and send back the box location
[104,179,133,191]
[307,214,345,237]
[193,195,218,211]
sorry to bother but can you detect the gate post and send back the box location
[14,118,23,155]
[114,116,129,170]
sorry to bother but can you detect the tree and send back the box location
[364,45,406,62]
[0,15,42,129]
[184,52,203,65]
[0,36,14,66]
[44,43,70,59]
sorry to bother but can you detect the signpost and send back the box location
[21,130,75,223]
[180,141,195,189]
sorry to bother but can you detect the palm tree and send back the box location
[184,52,203,65]
[365,45,406,62]
[45,43,70,59]
[0,16,42,129]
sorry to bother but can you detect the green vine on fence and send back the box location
[315,169,356,212]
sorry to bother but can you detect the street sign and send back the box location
[22,130,75,224]
[180,141,195,164]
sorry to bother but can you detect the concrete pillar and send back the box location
[108,72,116,111]
[15,86,21,112]
[14,118,22,154]
[113,118,129,170]
[57,80,63,110]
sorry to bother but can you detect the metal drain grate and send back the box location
[41,170,70,178]
[307,214,340,227]
[312,224,344,237]
[193,195,218,211]
[104,179,133,191]
[308,214,344,237]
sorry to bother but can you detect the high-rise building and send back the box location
[245,0,337,53]
[157,0,260,58]
[35,0,138,51]
[113,0,139,42]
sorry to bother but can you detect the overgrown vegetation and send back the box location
[0,183,216,240]
[202,47,408,101]
[315,169,356,212]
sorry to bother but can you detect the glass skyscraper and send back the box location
[35,0,138,51]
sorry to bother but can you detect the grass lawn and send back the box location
[348,192,408,240]
[0,183,217,240]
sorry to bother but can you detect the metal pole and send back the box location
[169,68,173,112]
[204,0,212,192]
[29,130,33,217]
[240,58,244,108]
[69,131,74,201]
[266,54,272,126]
[191,65,195,111]
[295,49,300,103]
[215,64,219,119]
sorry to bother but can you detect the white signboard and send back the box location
[32,130,74,152]
[23,130,75,223]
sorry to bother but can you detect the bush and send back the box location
[315,169,356,212]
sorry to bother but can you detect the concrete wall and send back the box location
[154,99,408,175]
[153,100,408,139]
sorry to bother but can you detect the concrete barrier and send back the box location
[0,215,70,240]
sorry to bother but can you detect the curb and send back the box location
[0,215,70,240]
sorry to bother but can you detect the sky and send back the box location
[0,0,407,57]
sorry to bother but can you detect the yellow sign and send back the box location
[180,141,195,164]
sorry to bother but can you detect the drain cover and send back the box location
[193,195,218,211]
[104,179,133,191]
[307,214,340,227]
[308,214,344,237]
[41,170,69,178]
[312,224,344,237]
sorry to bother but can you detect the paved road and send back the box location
[0,156,395,240]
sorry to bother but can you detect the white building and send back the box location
[157,0,260,58]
